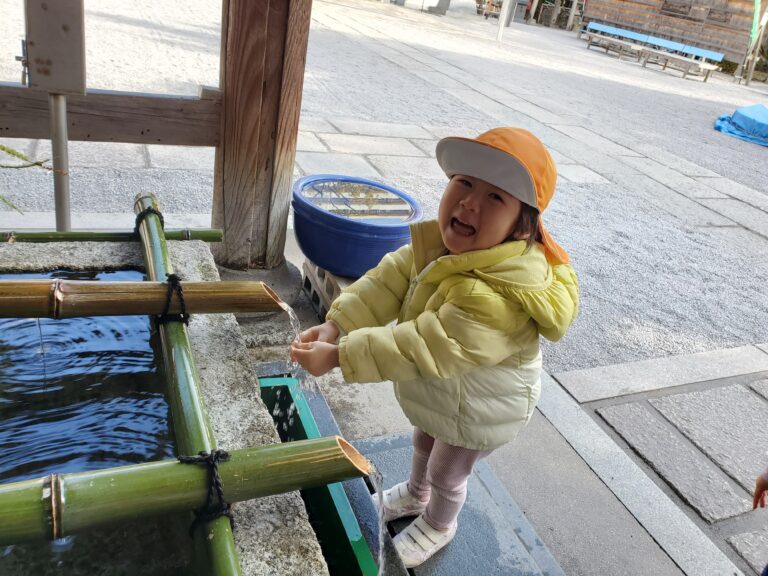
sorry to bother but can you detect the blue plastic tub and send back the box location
[292,175,423,278]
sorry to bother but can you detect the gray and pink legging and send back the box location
[406,428,493,531]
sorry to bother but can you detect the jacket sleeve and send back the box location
[514,263,579,342]
[337,287,523,384]
[326,244,413,334]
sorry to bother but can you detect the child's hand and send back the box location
[754,472,768,509]
[290,341,340,376]
[298,320,340,345]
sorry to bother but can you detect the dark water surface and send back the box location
[0,270,189,575]
[0,269,176,483]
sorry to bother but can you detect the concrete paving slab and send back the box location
[556,346,768,402]
[696,177,768,212]
[727,528,768,574]
[412,70,474,90]
[489,411,684,576]
[146,145,215,170]
[534,132,642,176]
[327,118,433,139]
[318,133,425,156]
[410,138,437,156]
[354,433,560,576]
[616,156,728,199]
[549,125,642,157]
[294,151,381,179]
[698,198,768,238]
[421,125,490,139]
[36,140,147,169]
[606,172,734,227]
[750,377,768,400]
[633,144,720,178]
[651,384,768,492]
[299,116,338,133]
[548,148,576,165]
[556,164,609,184]
[598,401,751,523]
[367,155,446,180]
[297,131,328,152]
[540,373,744,576]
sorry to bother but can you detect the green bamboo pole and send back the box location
[1,229,223,242]
[0,437,371,545]
[133,192,240,576]
[0,279,284,318]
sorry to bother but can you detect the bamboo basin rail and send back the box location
[1,229,224,243]
[0,279,284,318]
[133,192,241,575]
[0,436,371,545]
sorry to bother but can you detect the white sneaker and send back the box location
[392,514,457,568]
[372,481,428,522]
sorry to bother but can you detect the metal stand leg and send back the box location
[49,93,71,232]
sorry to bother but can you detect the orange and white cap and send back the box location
[435,127,569,265]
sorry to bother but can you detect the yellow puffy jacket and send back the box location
[327,219,579,450]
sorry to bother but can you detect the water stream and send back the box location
[369,464,388,576]
[278,301,391,575]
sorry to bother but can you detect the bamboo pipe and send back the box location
[0,437,371,545]
[133,192,240,576]
[0,279,284,318]
[1,229,223,243]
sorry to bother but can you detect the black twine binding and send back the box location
[155,273,190,325]
[178,449,234,536]
[133,206,165,237]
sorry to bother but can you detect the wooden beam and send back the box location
[265,0,313,268]
[0,83,220,146]
[213,0,301,270]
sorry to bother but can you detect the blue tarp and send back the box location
[714,104,768,147]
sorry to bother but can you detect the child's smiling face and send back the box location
[438,175,523,255]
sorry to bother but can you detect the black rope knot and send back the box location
[133,206,165,237]
[178,449,234,536]
[155,273,190,326]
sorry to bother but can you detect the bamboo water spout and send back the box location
[0,436,371,545]
[0,279,284,318]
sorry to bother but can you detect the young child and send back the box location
[291,127,579,568]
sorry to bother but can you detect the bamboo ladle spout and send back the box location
[0,279,285,318]
[0,436,372,545]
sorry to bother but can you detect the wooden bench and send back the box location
[585,31,644,61]
[640,48,718,82]
[581,22,724,81]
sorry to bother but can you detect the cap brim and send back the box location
[435,137,538,209]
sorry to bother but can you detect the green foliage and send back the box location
[0,143,54,215]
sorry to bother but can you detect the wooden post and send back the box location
[213,0,311,270]
[266,0,313,268]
